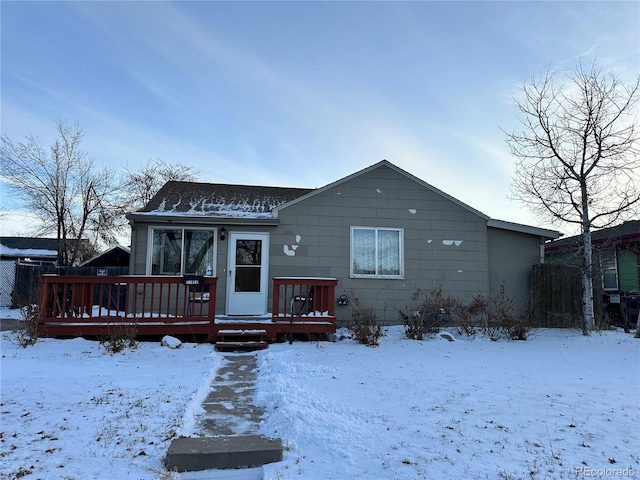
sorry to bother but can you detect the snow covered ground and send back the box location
[1,307,638,480]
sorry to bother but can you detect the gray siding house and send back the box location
[128,160,558,325]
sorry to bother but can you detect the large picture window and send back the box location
[149,228,216,275]
[351,227,403,278]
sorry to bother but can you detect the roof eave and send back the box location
[127,212,280,226]
[487,219,560,240]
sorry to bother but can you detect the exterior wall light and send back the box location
[219,227,226,241]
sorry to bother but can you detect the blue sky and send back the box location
[1,1,639,238]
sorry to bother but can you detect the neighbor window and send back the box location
[149,228,216,275]
[351,227,403,278]
[599,248,618,291]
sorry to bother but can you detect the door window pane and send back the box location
[235,239,262,292]
[235,267,261,292]
[236,240,261,265]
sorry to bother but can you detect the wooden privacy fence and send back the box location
[531,264,603,327]
[37,275,217,340]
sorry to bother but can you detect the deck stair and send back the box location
[215,328,269,352]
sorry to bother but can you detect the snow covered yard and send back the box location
[1,311,638,480]
[0,318,220,480]
[255,328,639,480]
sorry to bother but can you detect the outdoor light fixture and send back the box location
[219,227,226,241]
[337,294,349,306]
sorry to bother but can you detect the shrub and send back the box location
[503,317,531,341]
[17,304,39,347]
[484,285,534,341]
[101,321,137,353]
[404,286,531,341]
[504,292,534,341]
[483,285,517,340]
[453,295,487,337]
[400,287,455,340]
[347,295,385,346]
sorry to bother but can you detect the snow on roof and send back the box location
[134,182,314,218]
[0,243,58,259]
[128,162,560,241]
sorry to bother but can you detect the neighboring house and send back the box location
[0,237,97,308]
[80,244,130,268]
[544,220,640,327]
[545,220,640,294]
[128,160,559,324]
[0,237,58,308]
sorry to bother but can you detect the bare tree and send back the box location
[505,62,640,333]
[1,120,121,265]
[120,158,197,212]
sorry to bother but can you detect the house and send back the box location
[80,244,130,268]
[0,237,58,307]
[545,220,640,326]
[127,160,559,325]
[0,236,97,308]
[545,220,640,294]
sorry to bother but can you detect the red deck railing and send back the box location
[37,275,218,340]
[271,277,338,322]
[35,275,338,342]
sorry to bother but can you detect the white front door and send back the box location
[226,232,269,315]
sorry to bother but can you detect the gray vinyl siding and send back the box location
[129,222,275,315]
[272,164,489,325]
[128,163,548,323]
[130,223,147,275]
[487,227,542,305]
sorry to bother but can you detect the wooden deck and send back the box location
[36,275,338,344]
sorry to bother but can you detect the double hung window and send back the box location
[351,227,403,278]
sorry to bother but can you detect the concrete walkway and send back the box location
[197,353,265,436]
[166,352,282,476]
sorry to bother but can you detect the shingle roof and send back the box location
[80,245,130,267]
[0,237,59,251]
[0,237,59,259]
[138,181,314,217]
[546,220,640,252]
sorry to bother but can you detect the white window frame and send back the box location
[147,226,218,276]
[350,226,404,279]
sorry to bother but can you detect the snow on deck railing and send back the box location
[272,277,338,321]
[37,275,218,337]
